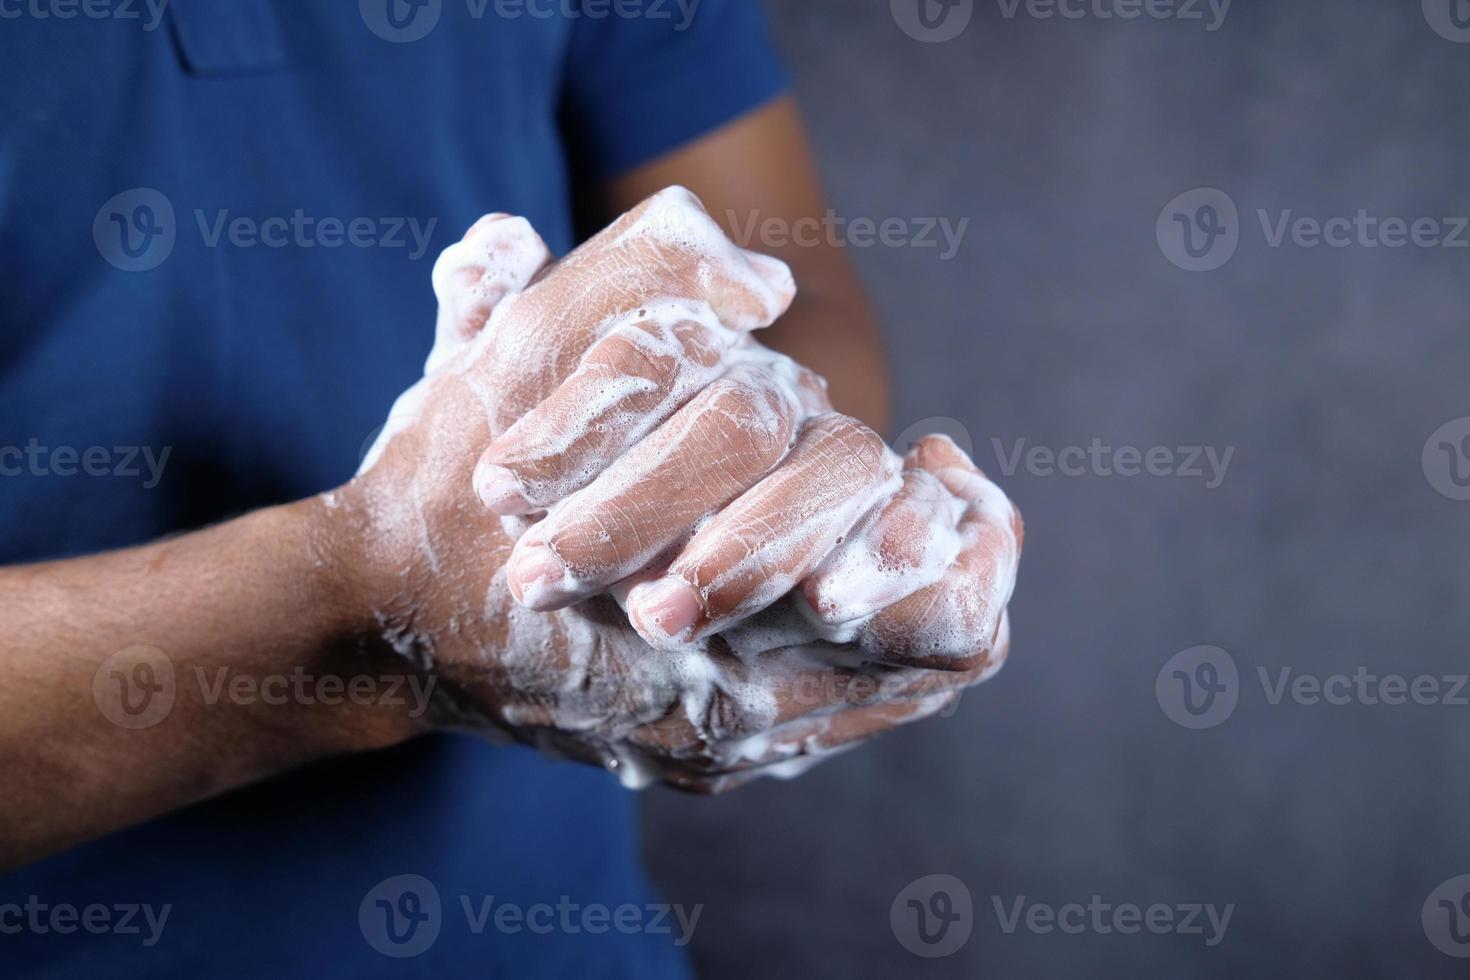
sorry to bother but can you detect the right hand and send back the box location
[323,188,1021,791]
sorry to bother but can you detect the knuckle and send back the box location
[590,331,672,385]
[695,373,798,462]
[669,319,725,369]
[807,414,889,477]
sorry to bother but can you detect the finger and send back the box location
[503,365,805,610]
[625,414,903,646]
[474,187,796,433]
[857,436,1023,671]
[476,328,830,515]
[757,689,959,761]
[584,185,797,331]
[473,312,736,514]
[798,467,967,627]
[626,649,958,758]
[624,627,1006,790]
[657,675,971,792]
[427,214,552,373]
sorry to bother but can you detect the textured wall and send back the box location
[641,1,1470,976]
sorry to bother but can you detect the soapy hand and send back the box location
[330,188,1021,790]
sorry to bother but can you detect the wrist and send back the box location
[272,494,429,754]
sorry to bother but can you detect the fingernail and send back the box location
[506,543,568,609]
[475,460,533,514]
[629,577,703,644]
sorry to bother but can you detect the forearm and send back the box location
[0,499,414,869]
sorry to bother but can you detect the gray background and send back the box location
[641,1,1470,976]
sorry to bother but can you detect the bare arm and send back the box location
[0,501,414,870]
[604,96,892,433]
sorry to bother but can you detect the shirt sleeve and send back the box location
[560,0,789,179]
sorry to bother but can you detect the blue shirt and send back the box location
[0,1,784,975]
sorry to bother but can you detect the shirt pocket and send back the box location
[167,0,289,76]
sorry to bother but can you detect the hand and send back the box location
[469,193,1022,672]
[327,188,1022,790]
